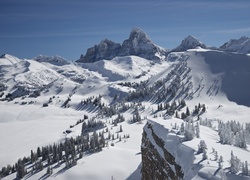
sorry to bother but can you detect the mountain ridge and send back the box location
[77,28,168,63]
[2,29,250,64]
[77,29,250,63]
[220,36,250,54]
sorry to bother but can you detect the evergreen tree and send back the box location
[243,161,249,175]
[201,105,206,113]
[186,107,190,116]
[218,156,223,169]
[230,151,240,174]
[16,159,26,179]
[46,166,53,175]
[180,122,185,134]
[181,112,186,119]
[195,122,200,138]
[175,111,179,118]
[31,150,35,163]
[37,147,41,158]
[184,119,194,140]
[246,161,249,175]
[198,140,207,154]
[214,151,218,161]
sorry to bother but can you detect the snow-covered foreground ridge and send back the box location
[0,46,250,179]
[142,119,250,180]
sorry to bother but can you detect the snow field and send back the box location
[0,51,250,179]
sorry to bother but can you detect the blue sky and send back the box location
[0,0,250,60]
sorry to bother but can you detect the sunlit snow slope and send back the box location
[0,49,250,179]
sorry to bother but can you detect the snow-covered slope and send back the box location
[1,40,250,179]
[0,54,21,65]
[81,56,157,82]
[220,36,250,54]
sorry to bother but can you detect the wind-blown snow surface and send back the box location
[0,51,250,179]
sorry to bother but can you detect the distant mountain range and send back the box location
[220,36,250,54]
[77,28,250,63]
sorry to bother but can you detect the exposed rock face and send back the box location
[78,39,122,63]
[121,28,167,60]
[77,28,167,63]
[141,122,184,180]
[172,35,206,52]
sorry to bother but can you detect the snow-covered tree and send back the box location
[242,161,249,175]
[230,151,241,174]
[46,166,53,175]
[180,122,185,134]
[198,140,207,154]
[186,107,190,116]
[195,122,200,138]
[214,151,218,161]
[218,121,247,149]
[246,161,249,176]
[16,159,27,179]
[184,118,194,140]
[218,155,223,169]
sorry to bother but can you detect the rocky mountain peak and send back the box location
[172,35,206,52]
[121,28,165,59]
[78,38,121,63]
[77,28,167,63]
[128,28,152,44]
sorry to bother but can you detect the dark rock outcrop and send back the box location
[78,39,121,63]
[141,122,184,180]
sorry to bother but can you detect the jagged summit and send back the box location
[121,28,166,59]
[78,38,121,63]
[127,28,152,44]
[77,28,167,63]
[220,36,250,54]
[172,35,206,52]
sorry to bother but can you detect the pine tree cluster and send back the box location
[218,120,247,149]
[126,60,193,102]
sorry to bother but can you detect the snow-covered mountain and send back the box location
[34,55,70,66]
[172,35,207,52]
[77,28,167,63]
[0,54,21,65]
[220,36,250,54]
[1,30,250,180]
